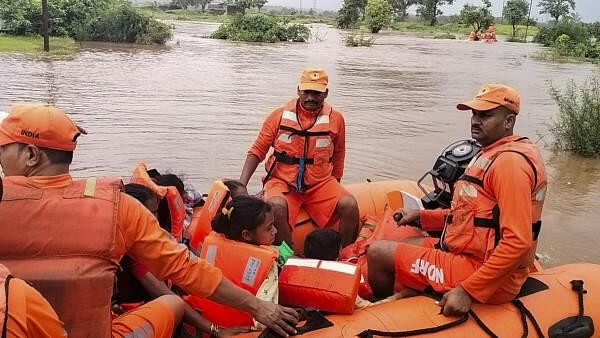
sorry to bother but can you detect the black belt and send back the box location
[273,151,332,165]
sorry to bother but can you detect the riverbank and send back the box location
[0,35,76,57]
[390,21,539,40]
[137,6,336,25]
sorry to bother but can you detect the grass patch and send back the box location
[0,35,76,57]
[390,21,538,39]
[549,74,600,156]
[137,7,226,22]
[344,32,376,46]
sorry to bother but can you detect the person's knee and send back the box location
[367,240,397,272]
[336,194,358,215]
[156,295,184,324]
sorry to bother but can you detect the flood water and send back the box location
[1,22,599,266]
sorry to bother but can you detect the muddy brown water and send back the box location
[1,22,599,266]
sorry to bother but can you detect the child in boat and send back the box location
[303,228,342,261]
[212,196,279,328]
[118,183,249,337]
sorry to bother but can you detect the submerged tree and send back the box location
[539,0,576,22]
[365,0,394,33]
[503,0,528,37]
[416,0,454,26]
[337,0,367,28]
[459,0,493,32]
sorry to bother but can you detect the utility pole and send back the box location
[42,0,49,52]
[524,0,533,42]
[500,0,505,24]
[313,0,317,10]
[299,0,302,13]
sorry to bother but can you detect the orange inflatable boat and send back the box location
[188,179,426,255]
[236,263,599,337]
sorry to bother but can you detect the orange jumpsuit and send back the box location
[394,135,546,303]
[248,98,348,227]
[1,175,223,337]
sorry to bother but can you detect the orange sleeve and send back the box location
[419,208,449,232]
[247,108,281,162]
[5,278,66,337]
[331,110,346,180]
[460,153,534,303]
[117,193,223,298]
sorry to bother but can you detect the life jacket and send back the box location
[130,162,185,242]
[441,135,547,266]
[265,98,335,192]
[184,232,277,327]
[0,264,12,337]
[340,208,423,300]
[0,176,121,337]
[188,180,231,251]
[279,258,361,314]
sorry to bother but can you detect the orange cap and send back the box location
[299,68,328,92]
[457,83,520,114]
[0,103,82,151]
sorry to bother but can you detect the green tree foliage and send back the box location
[337,0,368,29]
[387,0,417,20]
[0,0,172,44]
[211,14,310,42]
[256,0,268,11]
[538,0,575,22]
[416,0,454,26]
[503,0,528,37]
[459,0,493,32]
[365,0,394,33]
[550,75,600,156]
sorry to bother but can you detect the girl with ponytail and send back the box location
[211,195,277,246]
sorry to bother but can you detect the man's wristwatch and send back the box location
[209,323,221,337]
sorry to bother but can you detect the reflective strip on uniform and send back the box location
[315,115,330,125]
[277,133,293,143]
[282,110,297,122]
[83,178,97,197]
[472,156,492,170]
[459,184,478,198]
[123,322,154,338]
[535,186,547,202]
[315,138,331,148]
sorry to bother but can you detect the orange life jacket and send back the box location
[279,258,360,314]
[188,180,231,251]
[441,136,547,266]
[0,176,121,337]
[0,264,11,336]
[184,232,277,327]
[130,162,186,242]
[265,98,335,191]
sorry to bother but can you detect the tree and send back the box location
[256,0,267,11]
[459,0,493,32]
[416,0,454,26]
[337,0,367,29]
[198,0,212,11]
[387,0,417,20]
[365,0,394,33]
[538,0,575,22]
[503,0,528,37]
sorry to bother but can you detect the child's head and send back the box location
[124,183,160,219]
[212,196,276,246]
[303,229,342,261]
[222,179,248,199]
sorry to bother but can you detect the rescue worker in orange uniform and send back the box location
[240,68,359,249]
[367,84,547,316]
[0,177,67,337]
[0,103,299,338]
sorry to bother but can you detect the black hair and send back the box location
[154,174,185,197]
[124,183,156,206]
[153,174,185,234]
[211,195,272,242]
[303,229,342,261]
[17,143,73,165]
[222,179,248,198]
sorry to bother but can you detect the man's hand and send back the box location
[252,301,299,337]
[393,208,420,226]
[438,285,472,316]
